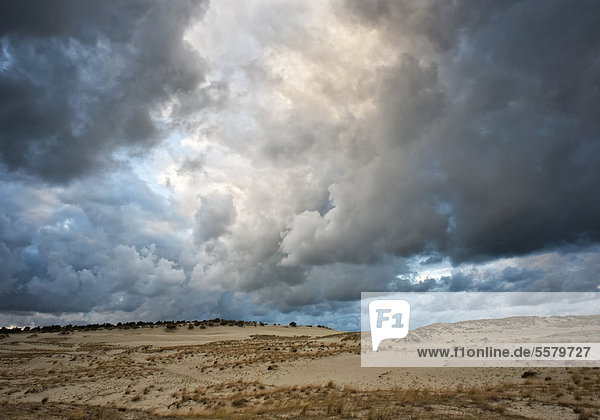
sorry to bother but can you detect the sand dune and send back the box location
[1,317,599,418]
[364,315,600,367]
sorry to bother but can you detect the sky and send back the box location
[0,0,599,331]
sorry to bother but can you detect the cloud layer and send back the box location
[0,0,209,181]
[1,0,599,329]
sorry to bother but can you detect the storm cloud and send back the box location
[0,0,209,182]
[280,0,600,266]
[1,0,599,329]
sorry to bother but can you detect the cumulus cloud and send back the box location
[181,0,600,303]
[1,0,599,329]
[0,241,186,313]
[193,192,237,245]
[0,0,210,182]
[278,0,600,266]
[394,247,600,293]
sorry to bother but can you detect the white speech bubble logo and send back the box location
[369,299,410,351]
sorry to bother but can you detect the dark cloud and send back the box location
[1,0,599,329]
[282,0,600,267]
[193,192,236,245]
[0,166,192,313]
[0,0,147,42]
[438,248,600,292]
[342,0,510,51]
[0,0,209,182]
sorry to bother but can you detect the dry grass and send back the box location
[1,329,599,419]
[147,368,600,419]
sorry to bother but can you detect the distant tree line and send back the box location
[0,318,331,335]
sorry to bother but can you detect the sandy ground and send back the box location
[1,318,599,419]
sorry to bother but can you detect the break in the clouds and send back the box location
[1,0,599,330]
